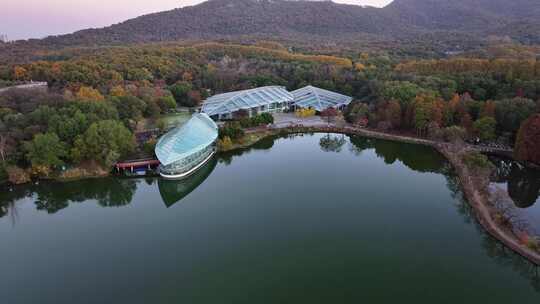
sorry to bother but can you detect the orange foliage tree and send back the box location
[76,86,105,101]
[515,114,540,164]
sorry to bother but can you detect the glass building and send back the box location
[292,86,353,112]
[155,113,218,179]
[201,86,294,120]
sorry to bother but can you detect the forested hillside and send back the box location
[2,0,540,63]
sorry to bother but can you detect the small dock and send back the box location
[115,158,161,174]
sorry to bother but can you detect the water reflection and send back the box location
[0,178,139,219]
[446,172,540,292]
[319,134,346,152]
[218,134,278,165]
[0,133,539,294]
[158,158,217,207]
[490,157,540,209]
[349,135,448,174]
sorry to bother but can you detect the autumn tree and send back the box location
[480,100,496,118]
[413,94,442,136]
[377,100,401,129]
[76,86,105,101]
[320,107,338,124]
[515,114,540,164]
[13,66,29,81]
[344,102,369,125]
[187,90,202,107]
[110,85,127,97]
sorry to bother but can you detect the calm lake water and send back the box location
[489,156,540,234]
[1,133,539,303]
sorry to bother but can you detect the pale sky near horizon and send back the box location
[1,0,393,40]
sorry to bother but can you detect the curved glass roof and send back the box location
[202,86,294,116]
[292,86,353,112]
[155,113,218,166]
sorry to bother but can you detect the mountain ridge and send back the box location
[3,0,540,56]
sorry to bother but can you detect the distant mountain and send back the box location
[38,0,402,47]
[386,0,540,33]
[4,0,540,53]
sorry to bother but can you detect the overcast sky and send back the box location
[1,0,393,40]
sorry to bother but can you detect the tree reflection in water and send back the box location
[491,157,540,209]
[447,173,540,292]
[0,133,538,290]
[0,178,139,219]
[348,135,449,174]
[158,158,217,208]
[319,134,346,153]
[349,134,539,291]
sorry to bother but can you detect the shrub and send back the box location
[344,101,369,124]
[218,136,233,150]
[463,152,493,170]
[442,126,467,143]
[143,138,157,155]
[295,108,316,118]
[219,122,244,141]
[525,237,540,252]
[239,113,273,128]
[473,117,497,142]
[259,112,274,124]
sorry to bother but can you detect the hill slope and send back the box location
[2,0,540,57]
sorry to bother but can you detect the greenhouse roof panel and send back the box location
[155,113,218,166]
[201,86,294,116]
[292,86,353,112]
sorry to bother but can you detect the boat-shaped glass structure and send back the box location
[201,86,293,120]
[292,86,353,112]
[155,113,218,179]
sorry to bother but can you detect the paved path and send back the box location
[272,113,328,128]
[0,82,48,93]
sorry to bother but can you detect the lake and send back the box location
[489,156,540,235]
[0,133,539,303]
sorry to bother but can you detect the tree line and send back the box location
[1,42,540,182]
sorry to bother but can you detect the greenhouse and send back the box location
[201,86,294,120]
[155,113,218,179]
[292,86,353,112]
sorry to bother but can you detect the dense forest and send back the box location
[0,40,539,183]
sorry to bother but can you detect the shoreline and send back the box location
[3,124,540,265]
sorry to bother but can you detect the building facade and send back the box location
[291,86,353,112]
[201,86,294,120]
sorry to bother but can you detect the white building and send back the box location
[201,86,294,120]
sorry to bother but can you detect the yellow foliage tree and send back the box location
[354,63,366,71]
[110,85,127,97]
[76,86,105,101]
[218,136,233,151]
[13,66,29,81]
[295,108,316,118]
